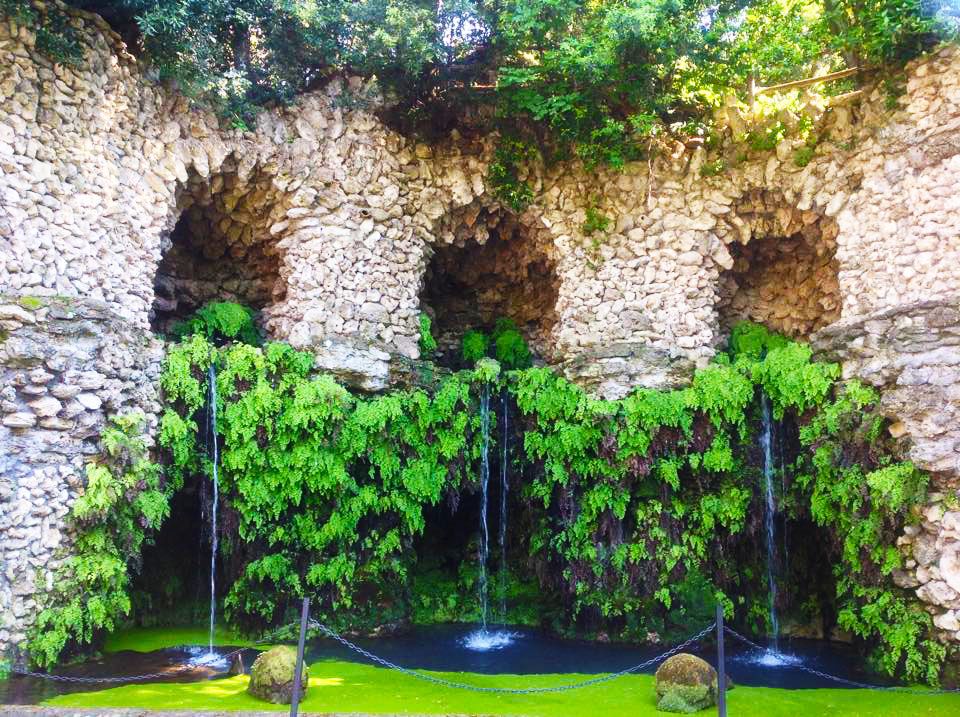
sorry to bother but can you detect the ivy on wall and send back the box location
[29,414,174,667]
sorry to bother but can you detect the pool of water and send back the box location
[0,623,891,705]
[0,645,258,705]
[305,623,885,689]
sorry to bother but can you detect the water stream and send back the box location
[478,383,491,631]
[760,394,779,648]
[463,384,516,652]
[192,364,227,668]
[756,394,798,667]
[498,389,509,623]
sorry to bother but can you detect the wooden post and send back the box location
[716,603,727,717]
[290,597,310,717]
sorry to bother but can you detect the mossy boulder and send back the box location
[247,646,308,704]
[654,653,718,713]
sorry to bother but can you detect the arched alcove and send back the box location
[150,160,289,334]
[420,202,560,365]
[716,193,841,339]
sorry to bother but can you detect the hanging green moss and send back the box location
[793,380,940,683]
[418,313,438,355]
[33,320,942,681]
[149,321,942,680]
[491,318,532,370]
[461,329,490,364]
[159,337,489,632]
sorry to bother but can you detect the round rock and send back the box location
[247,645,309,704]
[654,652,719,713]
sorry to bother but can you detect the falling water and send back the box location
[192,364,226,668]
[498,389,509,623]
[463,384,517,652]
[478,384,491,631]
[759,394,779,649]
[754,394,799,667]
[207,364,220,655]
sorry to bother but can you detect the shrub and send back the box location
[171,302,260,345]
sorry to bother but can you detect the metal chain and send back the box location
[307,619,716,694]
[722,625,960,695]
[9,647,247,684]
[6,620,296,685]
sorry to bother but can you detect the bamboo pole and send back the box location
[754,66,864,96]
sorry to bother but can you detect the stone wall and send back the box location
[2,3,960,655]
[813,300,960,638]
[0,297,162,657]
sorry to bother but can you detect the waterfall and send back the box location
[462,383,516,652]
[205,364,221,662]
[760,394,779,648]
[498,389,509,623]
[755,393,803,668]
[478,383,491,631]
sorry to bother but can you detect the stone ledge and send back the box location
[555,342,696,400]
[811,297,960,374]
[310,334,449,393]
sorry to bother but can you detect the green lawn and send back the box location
[44,657,960,716]
[103,625,256,654]
[37,626,960,716]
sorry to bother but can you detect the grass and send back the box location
[103,626,256,653]
[43,658,960,716]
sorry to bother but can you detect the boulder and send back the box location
[247,646,308,704]
[654,653,718,713]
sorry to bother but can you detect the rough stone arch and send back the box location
[418,194,561,365]
[714,189,841,340]
[150,153,294,336]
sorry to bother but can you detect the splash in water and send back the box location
[461,629,517,652]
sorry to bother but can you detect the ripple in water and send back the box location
[462,629,520,652]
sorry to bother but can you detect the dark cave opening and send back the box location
[717,202,841,341]
[420,207,560,367]
[150,167,287,335]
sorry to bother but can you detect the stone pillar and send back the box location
[812,299,960,643]
[0,296,163,658]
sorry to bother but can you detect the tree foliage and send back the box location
[5,0,955,150]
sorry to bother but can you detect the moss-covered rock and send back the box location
[247,646,309,704]
[654,653,717,713]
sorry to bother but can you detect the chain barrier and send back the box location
[13,619,957,696]
[307,619,716,694]
[722,625,960,695]
[8,647,247,684]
